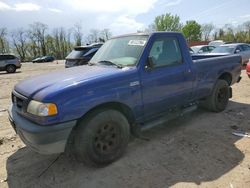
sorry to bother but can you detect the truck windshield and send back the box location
[90,35,149,67]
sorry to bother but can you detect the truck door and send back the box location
[140,35,194,119]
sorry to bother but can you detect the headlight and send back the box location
[27,100,58,116]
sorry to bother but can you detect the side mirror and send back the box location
[198,50,203,53]
[145,56,154,70]
[235,49,241,54]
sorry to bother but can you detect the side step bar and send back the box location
[141,104,197,131]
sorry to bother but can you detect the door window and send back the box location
[208,46,215,52]
[200,47,209,53]
[149,37,182,68]
[241,45,250,51]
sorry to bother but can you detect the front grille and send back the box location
[12,91,28,112]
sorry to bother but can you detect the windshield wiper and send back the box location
[97,60,123,68]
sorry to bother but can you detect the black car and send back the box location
[32,56,55,63]
[65,43,103,68]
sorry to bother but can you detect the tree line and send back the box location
[0,22,112,61]
[1,13,250,61]
[142,13,250,44]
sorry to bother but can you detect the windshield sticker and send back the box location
[128,40,146,46]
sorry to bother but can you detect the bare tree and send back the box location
[145,24,156,33]
[45,34,55,58]
[201,23,215,41]
[73,22,83,46]
[27,30,39,58]
[11,28,28,61]
[243,21,250,41]
[66,28,73,53]
[0,28,10,53]
[100,29,112,41]
[87,29,100,44]
[29,22,48,56]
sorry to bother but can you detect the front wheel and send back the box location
[74,109,130,166]
[201,80,230,112]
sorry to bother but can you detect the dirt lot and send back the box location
[0,62,250,188]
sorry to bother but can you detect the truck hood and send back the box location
[14,65,126,99]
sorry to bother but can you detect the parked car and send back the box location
[65,43,103,68]
[191,45,216,54]
[9,32,241,166]
[0,54,21,73]
[209,40,225,47]
[32,56,55,63]
[210,43,250,65]
[246,61,250,78]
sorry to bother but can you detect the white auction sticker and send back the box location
[128,40,146,46]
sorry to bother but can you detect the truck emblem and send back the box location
[130,81,140,87]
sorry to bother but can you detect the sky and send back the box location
[0,0,250,36]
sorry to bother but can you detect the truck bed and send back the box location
[191,54,242,100]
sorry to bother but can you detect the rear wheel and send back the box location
[6,65,16,73]
[74,109,130,166]
[201,80,230,112]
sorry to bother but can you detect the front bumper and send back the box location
[8,104,76,154]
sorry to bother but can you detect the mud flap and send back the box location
[229,87,232,98]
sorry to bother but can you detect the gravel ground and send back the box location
[0,62,250,188]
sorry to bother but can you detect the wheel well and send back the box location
[76,102,136,131]
[218,72,232,85]
[89,102,134,121]
[6,64,16,68]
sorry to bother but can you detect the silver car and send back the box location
[191,45,216,54]
[210,43,250,65]
[0,54,21,73]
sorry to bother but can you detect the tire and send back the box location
[6,65,16,73]
[201,80,230,112]
[74,109,130,166]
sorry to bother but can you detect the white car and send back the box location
[191,45,216,54]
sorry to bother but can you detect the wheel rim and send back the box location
[93,122,120,155]
[7,66,14,72]
[217,87,228,104]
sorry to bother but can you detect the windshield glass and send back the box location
[211,46,235,54]
[191,46,202,53]
[91,35,149,67]
[66,48,90,59]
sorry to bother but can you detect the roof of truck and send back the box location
[110,31,183,39]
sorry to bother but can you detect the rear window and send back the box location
[0,55,16,60]
[66,48,92,59]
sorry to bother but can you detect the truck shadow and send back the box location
[6,101,249,188]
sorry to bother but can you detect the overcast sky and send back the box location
[1,0,250,35]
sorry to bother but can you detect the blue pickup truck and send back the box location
[9,32,241,166]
